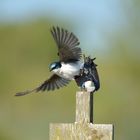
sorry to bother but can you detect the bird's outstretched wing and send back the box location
[36,74,70,92]
[15,74,70,96]
[50,26,82,63]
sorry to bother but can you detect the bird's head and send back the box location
[49,62,62,73]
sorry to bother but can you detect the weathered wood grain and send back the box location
[50,91,114,140]
[50,123,113,140]
[76,91,91,123]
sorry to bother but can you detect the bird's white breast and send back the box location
[58,61,83,80]
[84,81,95,92]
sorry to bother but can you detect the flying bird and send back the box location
[15,27,100,96]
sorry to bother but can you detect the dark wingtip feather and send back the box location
[14,89,36,97]
[15,91,29,96]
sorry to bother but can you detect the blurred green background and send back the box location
[0,0,140,140]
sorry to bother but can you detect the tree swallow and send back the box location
[15,27,100,96]
[75,56,100,92]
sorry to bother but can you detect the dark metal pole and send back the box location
[90,92,94,123]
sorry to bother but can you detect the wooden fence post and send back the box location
[50,91,114,140]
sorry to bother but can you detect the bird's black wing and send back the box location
[15,74,70,96]
[91,61,100,91]
[36,74,70,92]
[50,26,82,63]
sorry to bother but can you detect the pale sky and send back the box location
[0,0,131,53]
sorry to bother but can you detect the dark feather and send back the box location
[50,26,81,63]
[15,74,71,96]
[75,56,100,91]
[36,74,70,92]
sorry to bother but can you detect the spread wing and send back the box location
[51,26,82,63]
[15,74,70,96]
[36,74,70,92]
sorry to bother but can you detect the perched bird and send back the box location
[75,56,100,92]
[15,27,100,96]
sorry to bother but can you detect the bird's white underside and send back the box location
[84,81,95,92]
[52,61,84,80]
[52,61,96,92]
